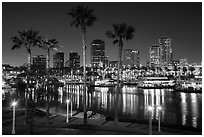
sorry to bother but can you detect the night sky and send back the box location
[2,2,202,67]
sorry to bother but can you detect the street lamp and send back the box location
[11,100,18,134]
[148,106,153,135]
[157,106,162,132]
[66,99,70,123]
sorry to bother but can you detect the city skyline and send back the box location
[2,2,202,67]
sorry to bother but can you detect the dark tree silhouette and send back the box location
[68,5,97,125]
[40,38,61,121]
[11,29,42,124]
[105,23,135,124]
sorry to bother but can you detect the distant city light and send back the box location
[148,106,153,111]
[157,106,162,110]
[11,101,17,106]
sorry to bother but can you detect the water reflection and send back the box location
[2,84,202,129]
[190,93,198,128]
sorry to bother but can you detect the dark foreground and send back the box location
[2,108,201,135]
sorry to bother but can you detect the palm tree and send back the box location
[40,38,60,121]
[11,29,41,124]
[105,23,135,124]
[68,5,97,125]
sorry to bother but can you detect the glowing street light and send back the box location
[11,100,18,134]
[66,99,70,123]
[157,106,162,132]
[148,106,153,135]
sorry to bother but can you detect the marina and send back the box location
[2,83,202,131]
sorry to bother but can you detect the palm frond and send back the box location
[70,19,78,27]
[11,29,41,54]
[106,23,135,45]
[113,39,119,45]
[40,38,60,52]
[68,5,96,29]
[112,23,120,37]
[105,31,115,39]
[11,44,21,50]
[11,36,22,50]
[119,23,127,34]
[125,25,135,40]
[86,16,97,27]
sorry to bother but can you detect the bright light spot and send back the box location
[192,117,197,128]
[148,106,153,111]
[66,99,70,103]
[181,92,186,103]
[158,106,162,110]
[12,101,17,106]
[190,93,197,103]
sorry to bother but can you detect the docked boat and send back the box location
[123,80,138,86]
[90,79,116,87]
[138,76,175,89]
[174,78,202,93]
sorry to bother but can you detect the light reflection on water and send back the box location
[61,85,201,129]
[2,84,202,129]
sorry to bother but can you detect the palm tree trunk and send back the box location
[46,86,50,120]
[82,26,87,125]
[25,86,28,125]
[115,41,123,124]
[28,51,31,71]
[46,50,50,122]
[30,110,34,135]
[25,52,31,125]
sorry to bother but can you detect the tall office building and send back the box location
[91,39,108,68]
[159,36,173,66]
[53,52,64,68]
[123,49,140,68]
[32,55,46,74]
[149,44,161,67]
[69,52,80,70]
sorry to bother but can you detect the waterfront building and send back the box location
[123,49,140,68]
[109,60,118,68]
[2,64,20,80]
[91,39,108,68]
[159,36,173,66]
[146,61,150,68]
[69,52,80,70]
[32,55,46,75]
[2,64,14,71]
[53,52,64,68]
[172,60,180,67]
[149,44,161,67]
[180,59,188,67]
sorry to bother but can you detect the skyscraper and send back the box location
[53,52,64,68]
[91,39,108,68]
[149,44,161,67]
[69,52,80,70]
[32,55,46,75]
[159,36,173,66]
[123,49,140,68]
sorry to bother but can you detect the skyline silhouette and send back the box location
[2,2,202,67]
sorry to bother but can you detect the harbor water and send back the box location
[3,84,202,130]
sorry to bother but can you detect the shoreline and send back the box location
[2,108,201,135]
